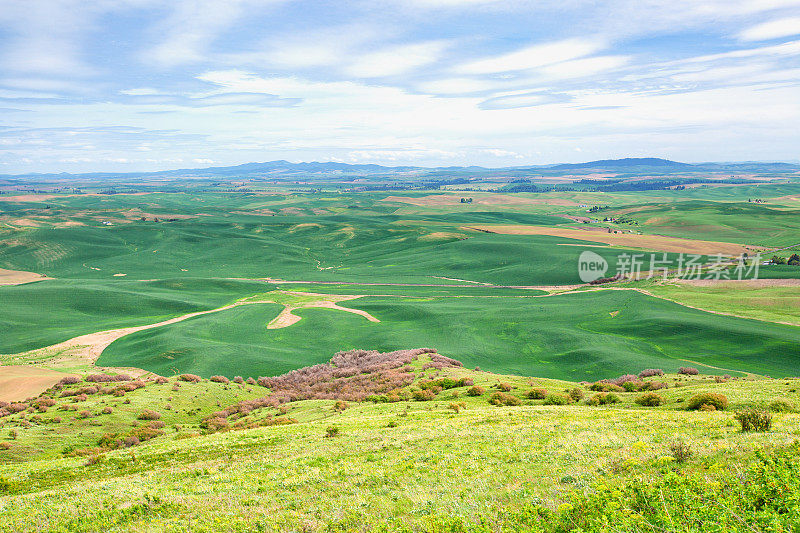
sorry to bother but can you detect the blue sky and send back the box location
[1,0,799,173]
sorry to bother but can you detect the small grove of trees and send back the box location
[769,254,800,265]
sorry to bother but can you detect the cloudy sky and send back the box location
[1,0,799,173]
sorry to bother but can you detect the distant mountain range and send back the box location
[3,158,798,181]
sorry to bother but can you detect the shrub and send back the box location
[735,408,773,432]
[8,403,29,414]
[86,374,131,383]
[496,382,513,392]
[201,417,228,432]
[210,375,229,384]
[687,393,728,411]
[467,386,485,397]
[669,438,693,463]
[154,376,168,384]
[589,381,625,393]
[588,393,621,406]
[325,425,340,438]
[568,388,585,402]
[448,402,466,413]
[642,381,668,391]
[138,410,161,421]
[544,393,570,406]
[101,407,113,415]
[333,400,348,412]
[489,392,521,406]
[611,374,639,386]
[639,368,664,378]
[678,367,700,376]
[622,381,643,392]
[769,400,794,413]
[527,388,547,400]
[179,374,202,383]
[412,389,436,401]
[149,420,166,429]
[78,410,91,419]
[246,377,256,385]
[635,392,665,407]
[233,376,245,384]
[58,376,81,386]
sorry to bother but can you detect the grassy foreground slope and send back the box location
[100,289,800,379]
[2,352,800,532]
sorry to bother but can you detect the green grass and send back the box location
[2,361,800,531]
[643,280,800,325]
[0,278,273,355]
[100,290,800,379]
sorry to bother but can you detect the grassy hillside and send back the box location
[2,351,800,532]
[0,278,273,355]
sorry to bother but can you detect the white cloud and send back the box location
[539,55,629,79]
[455,38,605,74]
[146,0,285,67]
[344,41,450,78]
[415,77,503,94]
[739,17,800,41]
[120,88,164,96]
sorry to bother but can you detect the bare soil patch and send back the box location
[382,194,579,207]
[0,268,50,286]
[0,366,78,402]
[463,225,754,255]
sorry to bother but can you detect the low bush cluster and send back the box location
[638,368,664,378]
[587,392,621,406]
[257,348,445,403]
[179,374,202,383]
[526,388,547,399]
[467,386,485,397]
[85,374,131,383]
[686,393,728,411]
[678,367,700,375]
[489,392,521,406]
[735,408,773,432]
[544,393,571,406]
[635,392,665,407]
[210,375,230,384]
[419,377,473,391]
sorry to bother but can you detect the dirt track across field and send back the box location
[9,293,380,369]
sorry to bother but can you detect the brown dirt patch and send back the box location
[231,209,276,216]
[382,194,580,207]
[462,225,754,255]
[0,366,78,402]
[556,215,593,223]
[418,232,468,242]
[0,268,51,286]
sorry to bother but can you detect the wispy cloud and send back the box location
[455,38,605,74]
[739,16,800,41]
